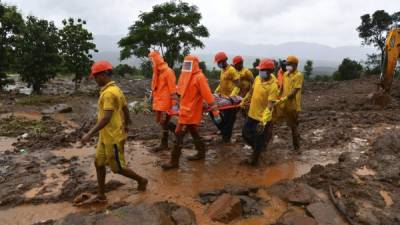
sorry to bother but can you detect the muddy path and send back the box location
[0,76,400,225]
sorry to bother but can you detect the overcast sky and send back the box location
[4,0,399,47]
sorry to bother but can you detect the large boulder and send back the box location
[207,193,242,223]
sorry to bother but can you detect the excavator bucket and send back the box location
[369,91,391,108]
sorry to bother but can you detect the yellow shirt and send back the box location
[248,76,279,122]
[98,81,127,144]
[281,70,304,112]
[217,65,240,96]
[238,67,254,97]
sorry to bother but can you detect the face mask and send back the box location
[259,71,268,79]
[286,65,294,72]
[217,62,224,69]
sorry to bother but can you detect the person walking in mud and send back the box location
[213,52,241,143]
[161,55,221,170]
[81,60,148,202]
[241,59,279,166]
[148,51,178,152]
[274,55,304,151]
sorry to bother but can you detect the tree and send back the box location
[356,10,400,64]
[114,64,138,76]
[364,53,381,75]
[59,18,97,90]
[15,16,61,94]
[333,58,363,81]
[140,60,153,78]
[199,61,207,72]
[0,3,24,89]
[303,60,313,79]
[119,1,209,68]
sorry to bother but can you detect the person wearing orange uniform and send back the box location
[162,55,220,170]
[149,51,178,152]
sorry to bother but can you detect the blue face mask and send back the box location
[217,62,224,69]
[259,71,269,79]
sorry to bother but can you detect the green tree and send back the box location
[303,60,313,79]
[119,1,209,68]
[140,60,153,78]
[59,18,97,90]
[333,58,363,81]
[199,61,207,72]
[364,53,381,75]
[357,10,400,64]
[114,64,138,76]
[0,3,24,89]
[15,16,61,94]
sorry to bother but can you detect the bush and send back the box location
[333,58,363,81]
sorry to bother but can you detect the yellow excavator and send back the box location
[372,26,400,107]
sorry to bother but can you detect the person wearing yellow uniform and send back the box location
[276,55,304,151]
[241,59,278,166]
[81,61,148,202]
[232,55,254,97]
[214,52,240,143]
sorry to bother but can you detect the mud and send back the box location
[1,76,400,225]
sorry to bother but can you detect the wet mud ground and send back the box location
[0,76,400,225]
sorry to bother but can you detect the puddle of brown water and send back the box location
[52,113,80,128]
[0,136,17,153]
[0,111,43,121]
[0,202,92,225]
[355,165,376,176]
[2,140,332,225]
[52,143,94,159]
[24,168,69,199]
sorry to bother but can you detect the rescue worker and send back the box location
[241,59,278,166]
[148,51,177,152]
[232,56,254,97]
[276,60,287,94]
[214,52,240,143]
[81,61,148,202]
[275,56,304,151]
[162,55,220,170]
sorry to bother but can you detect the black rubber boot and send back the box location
[161,143,182,170]
[249,150,262,166]
[187,138,206,161]
[292,127,300,151]
[152,130,169,152]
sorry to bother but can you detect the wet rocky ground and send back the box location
[0,76,400,225]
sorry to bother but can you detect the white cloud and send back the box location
[3,0,400,47]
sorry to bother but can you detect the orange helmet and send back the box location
[232,56,243,65]
[90,60,113,79]
[214,52,228,63]
[256,59,275,70]
[286,55,299,64]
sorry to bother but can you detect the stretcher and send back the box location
[167,95,243,116]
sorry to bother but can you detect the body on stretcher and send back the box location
[167,94,243,116]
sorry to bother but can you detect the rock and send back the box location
[275,208,318,225]
[238,195,263,217]
[207,193,242,223]
[306,202,342,225]
[286,183,318,205]
[356,207,379,225]
[197,189,224,204]
[268,181,319,205]
[55,201,196,225]
[42,104,72,114]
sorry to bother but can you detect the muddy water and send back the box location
[0,111,43,121]
[0,137,16,153]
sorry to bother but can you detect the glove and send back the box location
[256,122,265,135]
[261,108,272,125]
[212,110,222,124]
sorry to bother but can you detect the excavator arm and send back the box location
[380,27,400,93]
[372,27,400,107]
